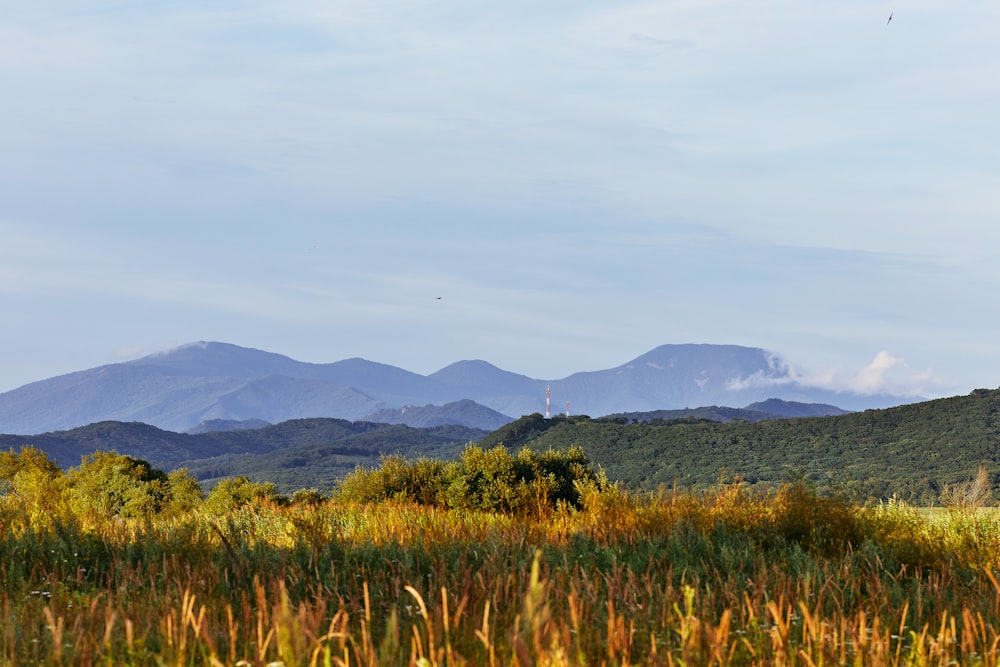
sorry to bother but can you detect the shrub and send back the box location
[444,446,520,512]
[766,481,863,555]
[290,488,327,506]
[338,455,448,505]
[204,476,286,513]
[66,451,172,521]
[165,468,205,515]
[0,446,67,527]
[337,445,603,514]
[940,465,993,509]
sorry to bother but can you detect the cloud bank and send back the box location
[728,350,944,398]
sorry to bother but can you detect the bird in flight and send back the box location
[887,12,893,24]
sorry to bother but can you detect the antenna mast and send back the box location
[545,385,551,419]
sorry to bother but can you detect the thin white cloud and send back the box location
[724,372,797,393]
[724,349,946,399]
[106,344,173,364]
[818,353,946,398]
[2,0,1000,397]
[848,351,904,394]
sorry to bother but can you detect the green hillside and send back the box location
[183,423,481,492]
[484,389,1000,504]
[7,389,1000,503]
[0,419,487,494]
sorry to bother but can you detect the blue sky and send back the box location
[1,0,998,398]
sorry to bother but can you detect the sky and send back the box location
[1,0,999,399]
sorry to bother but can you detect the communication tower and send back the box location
[545,385,551,419]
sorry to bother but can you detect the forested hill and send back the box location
[9,390,1000,502]
[483,389,1000,504]
[601,400,849,425]
[0,419,488,473]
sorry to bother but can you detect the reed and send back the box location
[2,480,1000,665]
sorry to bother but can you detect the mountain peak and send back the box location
[432,359,532,382]
[128,341,302,377]
[631,343,780,366]
[0,341,911,435]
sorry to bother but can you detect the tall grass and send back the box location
[2,481,1000,665]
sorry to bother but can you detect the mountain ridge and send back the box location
[4,388,994,501]
[482,388,1000,504]
[0,341,915,434]
[0,417,487,475]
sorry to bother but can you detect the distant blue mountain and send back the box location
[0,341,914,434]
[540,344,903,419]
[363,399,512,431]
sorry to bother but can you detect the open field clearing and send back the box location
[4,476,1000,666]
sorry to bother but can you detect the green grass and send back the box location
[3,480,1000,665]
[4,444,1000,665]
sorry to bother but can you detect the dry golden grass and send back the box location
[2,482,1000,665]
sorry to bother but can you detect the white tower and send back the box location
[545,384,551,419]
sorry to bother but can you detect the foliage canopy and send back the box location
[336,444,603,513]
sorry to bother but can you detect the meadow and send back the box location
[2,446,1000,666]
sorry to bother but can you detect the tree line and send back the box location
[0,443,605,525]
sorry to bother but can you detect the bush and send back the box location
[766,481,863,555]
[337,445,603,514]
[290,488,327,506]
[204,476,287,513]
[165,468,205,515]
[0,446,67,527]
[337,455,448,505]
[67,451,172,521]
[940,465,993,509]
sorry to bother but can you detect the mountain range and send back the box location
[4,388,996,503]
[0,341,912,434]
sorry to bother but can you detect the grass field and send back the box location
[3,475,1000,666]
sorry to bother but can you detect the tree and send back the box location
[204,476,286,513]
[336,445,603,514]
[165,468,205,515]
[290,488,326,506]
[67,451,171,521]
[0,446,66,525]
[940,465,993,509]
